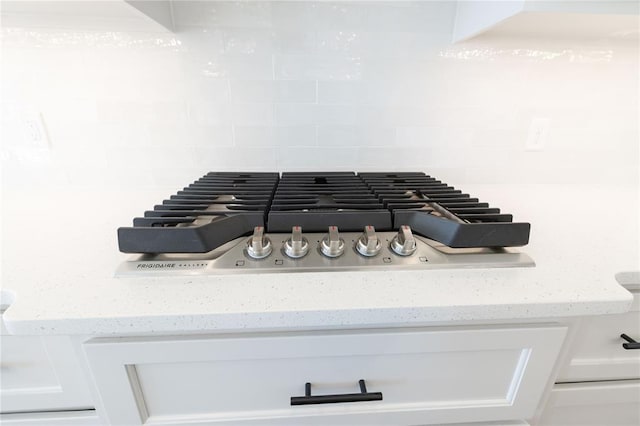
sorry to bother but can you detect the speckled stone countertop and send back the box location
[1,184,638,336]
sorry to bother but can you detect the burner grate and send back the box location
[360,172,530,248]
[117,172,279,253]
[267,172,391,232]
[118,171,530,253]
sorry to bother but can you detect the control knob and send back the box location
[390,225,417,256]
[246,226,272,259]
[356,226,382,257]
[284,226,309,259]
[320,226,345,258]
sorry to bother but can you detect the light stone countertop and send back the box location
[1,183,638,336]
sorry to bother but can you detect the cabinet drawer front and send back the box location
[558,291,640,382]
[539,380,640,426]
[84,326,566,426]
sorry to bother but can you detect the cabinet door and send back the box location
[0,335,94,413]
[0,315,93,414]
[539,380,640,426]
[84,325,566,425]
[557,290,640,382]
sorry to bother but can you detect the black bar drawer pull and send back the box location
[291,379,383,406]
[621,334,640,350]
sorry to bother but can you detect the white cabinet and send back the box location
[558,290,640,382]
[453,0,639,42]
[540,286,640,425]
[0,336,93,413]
[84,324,567,425]
[539,380,640,426]
[0,0,172,32]
[0,297,96,424]
[0,323,93,414]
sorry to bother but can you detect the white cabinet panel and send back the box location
[0,336,59,391]
[0,331,93,413]
[84,325,567,425]
[539,380,640,426]
[558,291,640,382]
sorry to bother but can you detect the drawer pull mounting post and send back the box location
[620,334,640,350]
[291,379,383,406]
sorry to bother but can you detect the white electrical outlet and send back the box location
[525,117,550,151]
[21,112,50,150]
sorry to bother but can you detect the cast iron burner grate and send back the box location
[117,172,279,253]
[118,171,530,253]
[267,172,391,232]
[360,172,530,248]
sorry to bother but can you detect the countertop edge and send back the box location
[3,292,633,336]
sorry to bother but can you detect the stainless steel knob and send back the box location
[284,226,309,259]
[390,225,417,256]
[356,225,382,257]
[320,226,345,258]
[246,226,272,259]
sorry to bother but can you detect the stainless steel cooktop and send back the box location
[117,171,533,276]
[117,228,534,276]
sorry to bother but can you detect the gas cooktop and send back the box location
[117,172,533,275]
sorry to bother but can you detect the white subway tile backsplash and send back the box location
[355,146,427,169]
[231,102,274,126]
[317,81,359,104]
[145,124,194,148]
[356,106,430,127]
[309,2,368,32]
[209,1,273,29]
[272,30,317,54]
[137,77,186,102]
[230,80,316,103]
[359,31,450,58]
[223,55,275,80]
[276,146,358,170]
[187,101,232,126]
[315,30,363,55]
[184,54,273,80]
[95,123,150,150]
[235,125,317,147]
[270,2,314,31]
[356,80,425,106]
[190,125,234,148]
[274,103,317,126]
[174,1,274,30]
[315,105,358,125]
[222,28,274,55]
[150,101,188,125]
[318,125,396,147]
[184,77,230,103]
[396,126,447,147]
[179,28,225,56]
[194,146,278,170]
[274,104,357,126]
[360,57,442,82]
[317,125,360,145]
[273,54,362,80]
[1,1,637,188]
